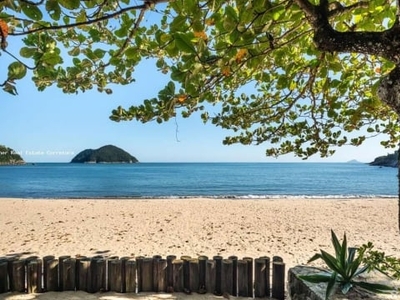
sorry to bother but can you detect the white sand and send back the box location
[0,198,399,299]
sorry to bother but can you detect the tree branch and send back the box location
[10,0,169,36]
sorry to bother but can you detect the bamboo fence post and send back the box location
[243,257,253,298]
[181,255,191,293]
[213,255,223,296]
[10,259,25,293]
[27,258,42,293]
[205,259,215,294]
[172,259,184,293]
[0,259,8,293]
[42,255,55,292]
[77,258,91,292]
[198,255,208,294]
[109,258,123,292]
[166,255,176,292]
[135,256,144,292]
[141,257,153,292]
[272,261,285,300]
[254,258,266,298]
[237,259,248,297]
[44,257,58,292]
[228,255,238,296]
[189,258,199,293]
[221,259,233,296]
[60,258,76,291]
[125,258,136,293]
[58,255,71,291]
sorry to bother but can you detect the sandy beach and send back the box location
[0,198,399,299]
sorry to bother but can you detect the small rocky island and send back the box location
[0,145,24,165]
[370,151,398,168]
[71,145,138,164]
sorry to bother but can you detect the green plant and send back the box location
[360,242,400,280]
[300,230,394,300]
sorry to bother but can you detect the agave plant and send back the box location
[300,230,393,300]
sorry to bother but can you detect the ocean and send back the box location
[0,162,397,199]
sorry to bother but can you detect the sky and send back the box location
[0,8,394,163]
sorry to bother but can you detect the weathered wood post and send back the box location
[120,256,132,293]
[198,255,208,293]
[109,258,123,292]
[141,257,154,292]
[181,255,191,293]
[11,259,25,293]
[61,258,76,291]
[228,255,238,296]
[254,258,266,297]
[0,259,8,293]
[221,259,233,296]
[172,259,184,292]
[44,256,59,292]
[125,258,136,293]
[189,258,199,293]
[58,255,71,291]
[135,256,144,292]
[93,257,106,292]
[74,255,87,290]
[156,258,167,292]
[152,255,162,292]
[259,256,271,297]
[166,255,176,292]
[6,256,18,292]
[243,257,253,297]
[107,256,119,292]
[213,255,223,296]
[205,259,216,294]
[272,259,285,300]
[42,255,55,292]
[77,257,91,292]
[237,259,248,297]
[27,258,42,293]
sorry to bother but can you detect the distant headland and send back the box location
[71,145,139,164]
[0,145,25,165]
[369,151,398,168]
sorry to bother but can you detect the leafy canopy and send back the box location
[1,0,399,158]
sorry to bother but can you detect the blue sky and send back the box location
[0,8,393,163]
[0,57,391,163]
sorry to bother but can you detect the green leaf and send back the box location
[8,62,27,80]
[299,273,332,283]
[173,32,197,54]
[20,47,37,58]
[45,0,61,20]
[354,281,394,293]
[21,4,43,21]
[58,0,80,10]
[326,272,338,300]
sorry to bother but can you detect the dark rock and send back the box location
[71,145,138,163]
[369,151,398,168]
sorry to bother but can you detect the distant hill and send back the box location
[71,145,138,163]
[369,151,398,168]
[0,145,24,165]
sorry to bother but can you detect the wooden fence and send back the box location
[0,254,285,299]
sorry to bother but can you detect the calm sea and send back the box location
[0,162,397,199]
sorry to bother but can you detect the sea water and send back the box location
[0,162,396,199]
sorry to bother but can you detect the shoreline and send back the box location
[1,197,399,299]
